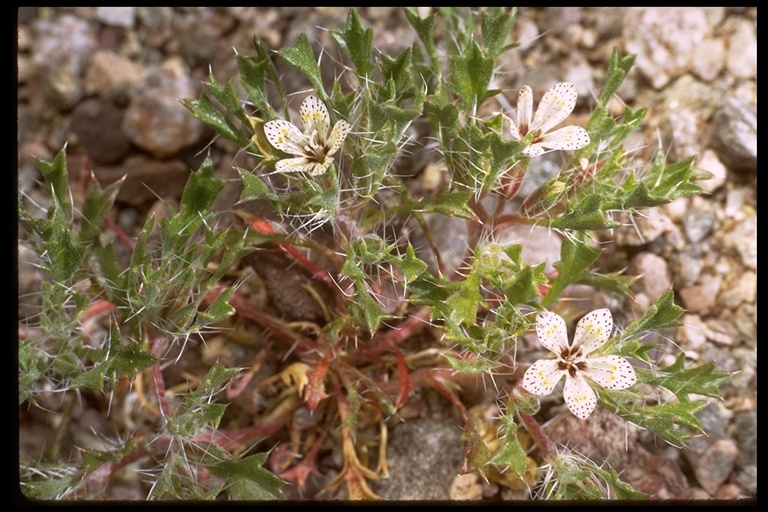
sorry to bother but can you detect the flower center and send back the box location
[558,347,587,378]
[303,129,329,163]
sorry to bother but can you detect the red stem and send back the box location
[519,412,556,458]
[148,336,172,418]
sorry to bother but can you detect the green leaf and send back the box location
[330,9,373,77]
[81,447,126,474]
[450,39,496,107]
[548,195,619,231]
[72,340,158,391]
[36,148,70,211]
[425,80,460,132]
[204,73,250,128]
[21,473,73,500]
[542,233,601,308]
[576,271,636,299]
[614,399,707,447]
[176,157,225,227]
[279,34,325,101]
[378,47,414,95]
[599,48,636,107]
[47,210,87,283]
[238,36,284,115]
[490,424,528,476]
[444,353,492,374]
[408,189,477,220]
[109,342,159,375]
[208,454,285,500]
[351,288,391,334]
[502,265,545,306]
[592,467,649,500]
[194,364,242,396]
[621,291,683,339]
[480,7,517,58]
[639,355,728,403]
[180,94,249,146]
[81,174,122,242]
[388,244,428,282]
[194,286,235,329]
[409,273,451,306]
[463,424,493,474]
[403,7,439,83]
[446,272,485,326]
[637,155,702,206]
[168,365,240,436]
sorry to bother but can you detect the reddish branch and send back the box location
[203,284,320,358]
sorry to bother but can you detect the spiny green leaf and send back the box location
[592,467,649,500]
[621,290,683,339]
[502,265,545,306]
[387,244,428,282]
[542,233,601,308]
[36,148,70,211]
[180,94,249,146]
[204,73,250,128]
[330,9,374,77]
[194,286,235,329]
[599,48,636,107]
[238,36,284,115]
[548,195,619,231]
[444,353,492,374]
[480,7,517,58]
[378,47,414,96]
[446,272,485,326]
[490,427,528,476]
[178,157,225,222]
[403,7,439,83]
[576,271,636,299]
[425,80,460,132]
[350,287,391,334]
[193,364,241,398]
[639,355,728,402]
[21,473,73,500]
[47,214,87,283]
[81,175,122,242]
[464,424,493,474]
[279,34,326,101]
[108,343,158,375]
[409,190,477,220]
[450,39,497,107]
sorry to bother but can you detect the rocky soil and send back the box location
[17,7,756,501]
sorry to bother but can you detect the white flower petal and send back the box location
[573,308,613,354]
[584,355,637,390]
[264,119,306,154]
[308,157,333,176]
[299,95,330,141]
[517,85,534,132]
[536,311,570,354]
[522,359,565,396]
[530,82,578,135]
[521,144,546,157]
[538,126,590,152]
[327,120,352,157]
[563,373,597,420]
[275,157,314,174]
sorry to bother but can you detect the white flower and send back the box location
[263,95,352,176]
[509,82,590,157]
[521,308,636,420]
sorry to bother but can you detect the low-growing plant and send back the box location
[19,7,728,501]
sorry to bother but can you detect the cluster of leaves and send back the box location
[19,7,727,501]
[19,154,281,500]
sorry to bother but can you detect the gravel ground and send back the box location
[17,7,756,501]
